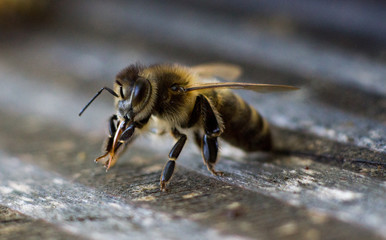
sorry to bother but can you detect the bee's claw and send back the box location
[160,181,168,192]
[95,152,108,163]
[208,168,224,177]
[103,153,117,171]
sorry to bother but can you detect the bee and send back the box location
[79,63,298,191]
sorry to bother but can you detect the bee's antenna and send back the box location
[79,87,118,116]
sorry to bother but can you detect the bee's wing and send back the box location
[191,63,242,81]
[185,82,299,93]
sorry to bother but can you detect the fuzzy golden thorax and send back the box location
[139,64,200,127]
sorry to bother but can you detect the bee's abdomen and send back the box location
[212,91,272,152]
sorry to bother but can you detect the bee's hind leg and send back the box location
[194,131,223,176]
[200,96,224,176]
[193,131,202,149]
[160,128,187,191]
[202,135,223,176]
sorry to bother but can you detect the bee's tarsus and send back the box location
[160,160,176,191]
[202,135,222,175]
[160,129,187,190]
[199,95,223,175]
[160,181,168,192]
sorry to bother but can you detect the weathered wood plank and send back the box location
[0,120,382,240]
[0,206,87,240]
[0,108,384,239]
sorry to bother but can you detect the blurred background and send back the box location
[0,0,385,239]
[1,0,385,144]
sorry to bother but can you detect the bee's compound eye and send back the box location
[170,84,184,93]
[170,84,179,92]
[132,78,151,106]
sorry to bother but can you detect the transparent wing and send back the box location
[191,63,242,81]
[185,82,299,93]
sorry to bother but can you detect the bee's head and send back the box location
[78,64,153,121]
[115,64,153,121]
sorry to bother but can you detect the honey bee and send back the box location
[79,63,298,191]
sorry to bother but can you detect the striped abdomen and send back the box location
[208,90,272,152]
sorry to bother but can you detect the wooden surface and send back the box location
[0,0,385,239]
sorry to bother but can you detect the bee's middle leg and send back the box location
[160,128,187,191]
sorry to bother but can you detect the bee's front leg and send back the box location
[96,115,137,170]
[160,128,187,191]
[95,115,118,164]
[104,122,135,170]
